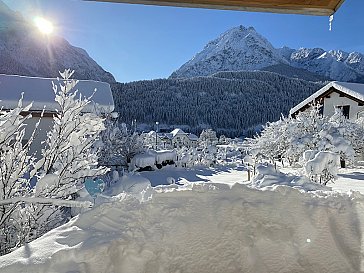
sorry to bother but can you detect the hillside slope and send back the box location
[112,71,322,137]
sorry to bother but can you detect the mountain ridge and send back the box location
[170,25,364,83]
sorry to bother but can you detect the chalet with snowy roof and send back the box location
[0,74,114,155]
[153,128,198,148]
[290,81,364,120]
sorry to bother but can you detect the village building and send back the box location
[0,74,114,156]
[149,128,199,149]
[290,81,364,120]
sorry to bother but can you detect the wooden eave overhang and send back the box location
[291,87,364,117]
[86,0,346,16]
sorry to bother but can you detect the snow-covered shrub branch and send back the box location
[0,96,40,254]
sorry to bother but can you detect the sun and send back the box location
[34,17,54,35]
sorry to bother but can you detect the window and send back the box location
[337,105,350,119]
[319,104,324,115]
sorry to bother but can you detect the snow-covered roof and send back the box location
[188,133,199,141]
[160,133,173,140]
[290,81,364,115]
[171,128,187,137]
[0,74,114,113]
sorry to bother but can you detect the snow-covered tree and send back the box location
[119,131,144,166]
[329,109,364,159]
[0,69,110,255]
[25,70,108,243]
[98,113,125,167]
[199,129,218,147]
[98,115,144,168]
[0,96,38,255]
[34,69,108,199]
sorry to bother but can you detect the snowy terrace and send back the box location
[1,164,364,273]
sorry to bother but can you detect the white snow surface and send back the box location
[290,81,364,115]
[0,74,114,113]
[1,181,364,273]
[3,167,364,272]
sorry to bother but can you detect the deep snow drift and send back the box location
[1,181,364,273]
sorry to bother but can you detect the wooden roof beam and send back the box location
[85,0,346,16]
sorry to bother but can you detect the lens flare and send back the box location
[34,17,54,35]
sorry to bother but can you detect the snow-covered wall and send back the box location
[323,91,364,119]
[1,183,364,273]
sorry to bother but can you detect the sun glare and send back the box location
[34,17,54,35]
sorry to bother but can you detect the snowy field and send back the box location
[1,166,364,273]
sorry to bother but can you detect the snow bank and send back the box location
[252,163,329,191]
[1,183,364,273]
[109,173,151,201]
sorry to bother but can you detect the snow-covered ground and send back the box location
[280,166,364,194]
[1,166,364,273]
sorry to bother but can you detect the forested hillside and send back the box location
[112,71,323,137]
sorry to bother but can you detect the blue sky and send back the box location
[4,0,364,83]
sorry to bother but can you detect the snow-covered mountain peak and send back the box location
[171,25,284,78]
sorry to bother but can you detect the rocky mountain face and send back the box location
[0,1,115,83]
[170,25,364,83]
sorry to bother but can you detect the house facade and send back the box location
[0,74,114,156]
[290,81,364,120]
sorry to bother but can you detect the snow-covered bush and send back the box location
[251,162,327,191]
[304,151,340,185]
[246,104,359,167]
